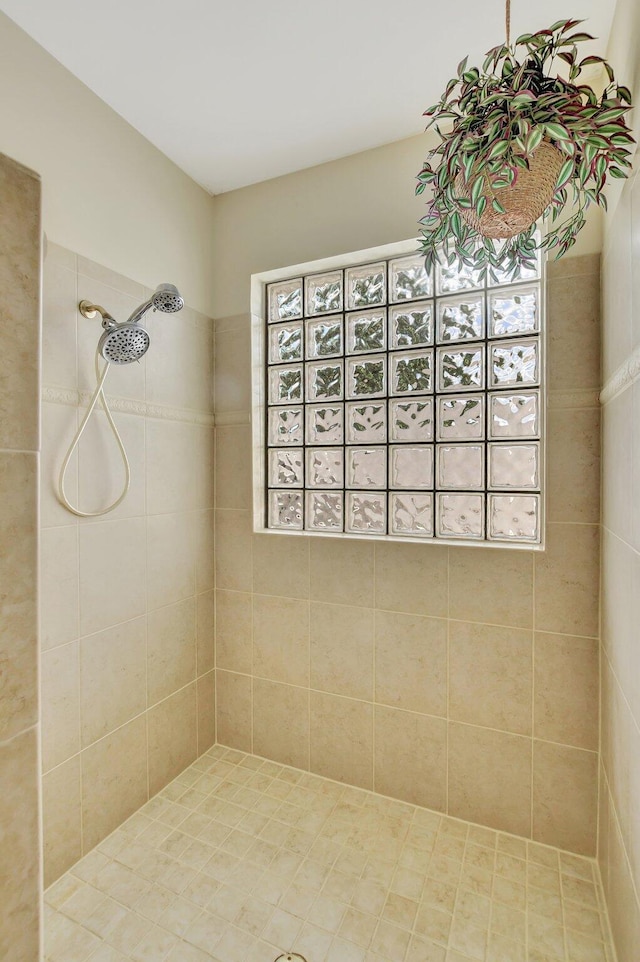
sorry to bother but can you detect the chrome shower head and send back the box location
[126,283,184,324]
[98,322,150,364]
[151,283,184,313]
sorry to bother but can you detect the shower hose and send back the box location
[58,347,131,516]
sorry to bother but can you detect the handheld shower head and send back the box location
[126,283,184,325]
[98,323,150,364]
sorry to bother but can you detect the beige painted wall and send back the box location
[0,12,215,317]
[212,140,602,853]
[0,153,42,960]
[40,243,216,886]
[599,0,640,957]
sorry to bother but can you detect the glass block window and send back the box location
[262,247,544,546]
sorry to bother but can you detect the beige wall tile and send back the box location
[253,595,310,687]
[197,670,216,753]
[146,420,196,515]
[0,726,40,962]
[310,539,374,607]
[448,723,532,837]
[145,309,213,413]
[449,547,533,629]
[0,156,40,451]
[215,424,251,509]
[41,641,80,771]
[214,326,251,414]
[602,393,632,539]
[216,670,252,752]
[42,253,77,390]
[374,706,446,811]
[196,590,215,675]
[547,407,600,524]
[147,598,197,706]
[215,509,252,592]
[79,518,147,635]
[253,679,309,770]
[147,683,198,796]
[78,411,146,521]
[40,401,79,527]
[311,602,374,701]
[76,254,145,300]
[43,754,82,886]
[194,508,215,593]
[449,621,532,735]
[607,799,640,962]
[602,200,632,382]
[310,691,372,789]
[375,611,446,717]
[534,523,600,637]
[546,269,600,392]
[81,714,148,851]
[253,533,310,600]
[216,590,252,674]
[534,632,598,750]
[375,542,448,617]
[193,424,215,512]
[40,524,78,651]
[146,512,196,610]
[0,452,38,740]
[601,530,633,696]
[80,616,146,746]
[532,741,597,856]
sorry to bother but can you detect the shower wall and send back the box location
[40,242,215,887]
[211,138,602,856]
[0,152,41,961]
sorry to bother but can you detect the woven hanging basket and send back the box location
[456,141,565,239]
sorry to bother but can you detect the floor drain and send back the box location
[273,955,307,962]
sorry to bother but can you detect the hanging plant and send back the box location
[416,17,635,280]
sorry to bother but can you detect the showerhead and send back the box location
[151,283,184,313]
[98,323,151,364]
[126,283,184,325]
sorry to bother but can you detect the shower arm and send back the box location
[79,299,117,329]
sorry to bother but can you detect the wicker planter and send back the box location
[456,141,564,239]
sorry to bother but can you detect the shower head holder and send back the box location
[79,299,117,328]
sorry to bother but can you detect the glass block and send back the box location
[489,392,539,439]
[390,302,433,349]
[389,399,434,443]
[269,364,303,404]
[391,350,433,395]
[488,442,540,489]
[488,494,540,542]
[437,444,484,489]
[389,493,434,537]
[268,278,303,322]
[268,448,304,488]
[346,309,386,354]
[347,356,386,399]
[305,270,343,316]
[306,360,343,401]
[389,254,433,302]
[437,346,484,392]
[437,395,484,441]
[346,401,387,444]
[437,295,484,342]
[306,316,343,359]
[437,493,484,539]
[345,492,386,534]
[305,404,344,445]
[389,445,434,489]
[306,492,343,531]
[346,262,386,310]
[269,490,303,529]
[268,321,303,364]
[268,406,303,446]
[436,258,483,294]
[490,339,539,387]
[346,447,387,489]
[489,286,539,337]
[306,448,344,488]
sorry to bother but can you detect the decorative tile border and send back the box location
[42,385,215,426]
[600,343,640,405]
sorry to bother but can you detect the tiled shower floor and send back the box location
[45,746,614,962]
